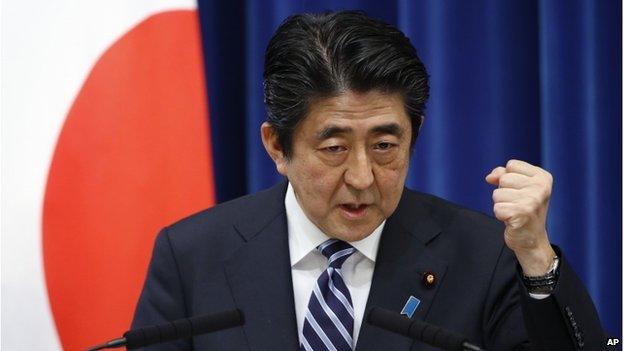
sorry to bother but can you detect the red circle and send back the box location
[43,10,214,350]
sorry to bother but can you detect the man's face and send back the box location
[263,90,413,242]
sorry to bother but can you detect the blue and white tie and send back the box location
[300,239,357,351]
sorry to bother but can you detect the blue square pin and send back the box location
[400,296,421,318]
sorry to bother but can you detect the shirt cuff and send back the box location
[528,292,551,300]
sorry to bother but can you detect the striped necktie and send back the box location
[300,239,357,351]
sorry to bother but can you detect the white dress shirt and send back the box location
[286,183,384,348]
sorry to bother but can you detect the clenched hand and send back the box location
[486,160,557,276]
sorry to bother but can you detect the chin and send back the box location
[332,226,376,243]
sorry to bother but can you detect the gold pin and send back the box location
[423,272,436,288]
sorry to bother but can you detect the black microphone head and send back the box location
[124,309,244,349]
[367,307,471,351]
[189,308,245,335]
[367,307,412,336]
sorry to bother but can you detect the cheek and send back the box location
[374,156,409,211]
[312,170,346,200]
[293,159,345,207]
[375,166,407,194]
[376,152,409,179]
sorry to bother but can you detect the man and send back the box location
[132,11,605,350]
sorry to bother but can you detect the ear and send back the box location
[260,122,288,175]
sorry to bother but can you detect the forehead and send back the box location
[302,90,410,133]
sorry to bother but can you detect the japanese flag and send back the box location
[2,1,215,350]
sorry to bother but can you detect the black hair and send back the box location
[263,10,429,158]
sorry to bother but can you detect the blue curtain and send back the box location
[197,0,621,335]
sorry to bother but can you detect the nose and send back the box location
[344,150,374,190]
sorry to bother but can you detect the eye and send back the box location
[374,142,395,151]
[323,145,347,153]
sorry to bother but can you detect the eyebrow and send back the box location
[315,125,352,140]
[315,123,404,140]
[370,123,403,137]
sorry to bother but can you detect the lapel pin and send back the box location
[422,271,436,288]
[400,295,421,318]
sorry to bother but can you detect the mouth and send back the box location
[339,203,370,219]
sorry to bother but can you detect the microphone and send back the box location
[367,307,485,351]
[86,309,244,351]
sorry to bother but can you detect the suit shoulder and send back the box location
[404,188,504,238]
[401,189,508,273]
[163,182,287,245]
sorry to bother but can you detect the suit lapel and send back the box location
[222,184,447,351]
[223,182,300,351]
[356,190,448,351]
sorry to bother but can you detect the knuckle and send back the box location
[524,202,539,216]
[538,188,550,201]
[529,185,549,202]
[544,178,554,193]
[493,202,506,214]
[499,174,511,186]
[538,171,553,187]
[528,196,541,209]
[493,205,509,221]
[492,188,501,201]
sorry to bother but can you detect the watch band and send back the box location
[522,256,560,294]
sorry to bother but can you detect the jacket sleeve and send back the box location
[483,244,606,350]
[130,228,192,350]
[519,246,606,350]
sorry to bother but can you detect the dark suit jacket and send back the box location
[132,181,605,350]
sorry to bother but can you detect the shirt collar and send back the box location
[286,183,385,267]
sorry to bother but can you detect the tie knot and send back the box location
[317,239,356,269]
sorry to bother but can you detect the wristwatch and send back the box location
[522,255,560,294]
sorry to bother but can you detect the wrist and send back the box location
[522,255,559,295]
[515,244,556,277]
